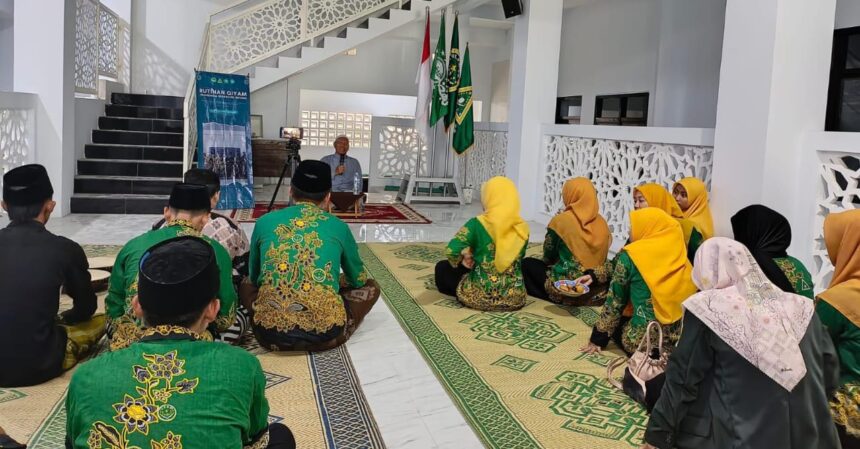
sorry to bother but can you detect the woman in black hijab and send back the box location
[730,205,815,298]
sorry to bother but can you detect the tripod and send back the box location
[267,138,302,212]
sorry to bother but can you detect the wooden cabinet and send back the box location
[252,139,290,177]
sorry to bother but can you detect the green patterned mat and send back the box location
[361,242,647,449]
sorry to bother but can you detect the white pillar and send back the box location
[710,0,836,262]
[505,0,563,221]
[13,0,76,216]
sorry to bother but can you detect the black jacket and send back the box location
[0,220,96,387]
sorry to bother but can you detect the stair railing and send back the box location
[74,0,131,96]
[184,0,406,171]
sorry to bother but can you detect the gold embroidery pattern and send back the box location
[595,260,628,335]
[166,220,201,237]
[456,258,527,311]
[775,258,802,287]
[86,350,199,449]
[831,383,860,438]
[254,205,347,333]
[243,431,270,449]
[446,225,471,266]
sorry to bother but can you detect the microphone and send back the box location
[339,154,345,166]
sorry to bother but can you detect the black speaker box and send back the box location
[502,0,523,18]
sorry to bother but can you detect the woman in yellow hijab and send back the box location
[673,177,714,239]
[523,177,612,305]
[634,183,705,261]
[816,209,860,446]
[435,176,530,311]
[581,207,697,355]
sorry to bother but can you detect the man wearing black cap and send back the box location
[106,183,238,350]
[66,237,296,449]
[0,164,105,388]
[246,160,379,351]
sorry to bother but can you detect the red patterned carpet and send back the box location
[227,202,432,224]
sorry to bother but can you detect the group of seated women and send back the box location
[435,175,858,449]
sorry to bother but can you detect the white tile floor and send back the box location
[0,197,547,449]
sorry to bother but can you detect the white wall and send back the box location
[490,60,510,122]
[558,0,661,125]
[0,0,12,91]
[131,0,234,96]
[557,0,725,128]
[836,0,860,29]
[653,0,725,128]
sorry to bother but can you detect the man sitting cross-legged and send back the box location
[244,160,380,351]
[106,183,239,350]
[0,164,105,388]
[66,236,296,449]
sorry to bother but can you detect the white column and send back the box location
[505,0,563,221]
[710,0,836,262]
[13,0,76,216]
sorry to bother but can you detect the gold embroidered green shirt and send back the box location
[774,256,815,299]
[445,218,528,311]
[105,222,238,350]
[249,203,367,345]
[65,326,270,449]
[541,229,612,284]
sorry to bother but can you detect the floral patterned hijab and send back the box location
[683,237,814,391]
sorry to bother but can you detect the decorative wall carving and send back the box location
[459,129,507,189]
[0,109,34,191]
[376,125,429,179]
[206,0,398,72]
[813,153,860,288]
[541,136,714,242]
[74,0,100,94]
[98,8,119,78]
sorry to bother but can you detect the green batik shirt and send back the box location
[687,227,704,262]
[105,221,237,350]
[541,229,612,285]
[591,250,682,354]
[66,326,270,449]
[774,256,815,299]
[446,218,528,311]
[249,202,367,340]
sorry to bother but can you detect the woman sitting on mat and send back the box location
[672,177,714,240]
[634,183,704,262]
[581,207,697,355]
[731,204,814,299]
[434,176,530,311]
[816,209,860,448]
[641,237,839,449]
[522,177,612,305]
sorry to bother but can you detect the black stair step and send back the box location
[74,175,179,195]
[84,144,183,162]
[111,93,184,109]
[401,0,411,10]
[92,129,183,147]
[105,104,183,120]
[98,117,183,134]
[78,159,183,177]
[71,193,169,214]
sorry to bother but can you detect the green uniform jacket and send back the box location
[645,312,840,449]
[66,326,270,449]
[105,221,237,350]
[541,229,612,285]
[446,218,528,311]
[590,251,682,354]
[774,256,815,299]
[249,203,366,346]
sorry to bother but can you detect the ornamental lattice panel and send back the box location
[306,0,391,33]
[812,153,860,288]
[542,136,713,242]
[74,0,99,94]
[460,129,507,189]
[0,109,33,191]
[208,0,304,72]
[375,125,429,179]
[98,8,119,78]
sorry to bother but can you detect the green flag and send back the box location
[429,11,448,126]
[444,13,460,131]
[452,44,474,155]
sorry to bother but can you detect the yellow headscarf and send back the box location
[623,207,697,324]
[547,178,611,269]
[674,177,714,239]
[477,176,530,272]
[819,209,860,327]
[634,183,696,244]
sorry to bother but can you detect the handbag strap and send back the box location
[635,320,664,355]
[606,355,627,389]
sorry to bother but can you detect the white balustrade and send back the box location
[74,0,130,95]
[0,93,38,194]
[459,123,507,190]
[539,125,715,243]
[369,117,430,188]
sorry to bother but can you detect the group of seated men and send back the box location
[0,158,379,448]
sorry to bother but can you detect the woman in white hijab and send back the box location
[641,237,841,449]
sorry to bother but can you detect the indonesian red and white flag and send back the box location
[414,9,432,144]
